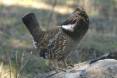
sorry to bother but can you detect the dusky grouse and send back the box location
[22,7,89,69]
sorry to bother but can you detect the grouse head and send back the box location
[61,7,89,40]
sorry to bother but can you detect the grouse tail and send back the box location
[22,13,41,42]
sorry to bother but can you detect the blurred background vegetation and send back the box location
[0,0,117,78]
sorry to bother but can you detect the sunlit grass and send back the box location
[0,0,74,14]
[0,63,16,78]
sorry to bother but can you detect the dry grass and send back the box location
[0,63,16,78]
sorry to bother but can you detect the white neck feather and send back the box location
[61,24,75,32]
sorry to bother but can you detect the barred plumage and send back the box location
[22,7,89,69]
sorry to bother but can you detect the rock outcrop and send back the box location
[43,59,117,78]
